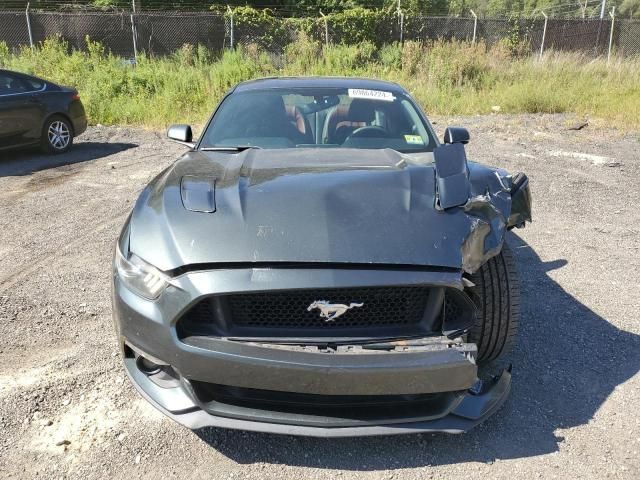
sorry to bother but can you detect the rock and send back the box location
[135,454,141,464]
[55,439,71,446]
[62,399,70,406]
[491,105,501,112]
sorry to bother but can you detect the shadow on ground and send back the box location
[195,233,640,469]
[0,142,137,177]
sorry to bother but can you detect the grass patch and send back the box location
[1,37,638,129]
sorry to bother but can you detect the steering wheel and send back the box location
[346,125,391,140]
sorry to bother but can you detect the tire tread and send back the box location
[467,242,520,363]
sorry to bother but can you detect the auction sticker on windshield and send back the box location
[404,134,424,145]
[348,89,395,102]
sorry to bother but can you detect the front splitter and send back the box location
[124,355,511,437]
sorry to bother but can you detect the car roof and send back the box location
[0,69,52,84]
[0,68,30,77]
[233,76,407,94]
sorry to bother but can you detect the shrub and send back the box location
[379,43,402,70]
[1,35,638,129]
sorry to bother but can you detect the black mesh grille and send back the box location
[444,295,461,322]
[227,286,429,329]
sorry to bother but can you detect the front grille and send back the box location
[177,285,436,338]
[228,286,430,329]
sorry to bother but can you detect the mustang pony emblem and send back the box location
[307,300,364,322]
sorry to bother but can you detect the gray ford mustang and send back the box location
[112,77,532,437]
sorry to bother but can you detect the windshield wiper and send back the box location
[199,145,261,152]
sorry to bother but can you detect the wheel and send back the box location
[41,116,73,154]
[466,242,520,364]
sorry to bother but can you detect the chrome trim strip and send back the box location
[0,84,48,97]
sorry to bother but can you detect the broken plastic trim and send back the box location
[507,172,532,229]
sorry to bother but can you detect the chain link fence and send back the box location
[404,16,476,43]
[617,20,640,56]
[0,10,31,50]
[135,12,225,55]
[1,9,638,59]
[34,12,135,56]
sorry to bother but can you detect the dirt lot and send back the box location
[0,114,639,480]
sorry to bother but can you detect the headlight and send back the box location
[115,245,170,300]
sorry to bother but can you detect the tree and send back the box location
[619,0,640,18]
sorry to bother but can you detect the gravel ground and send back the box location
[0,114,639,480]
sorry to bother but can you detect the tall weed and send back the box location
[1,37,637,128]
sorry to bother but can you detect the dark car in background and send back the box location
[112,77,532,437]
[0,69,87,154]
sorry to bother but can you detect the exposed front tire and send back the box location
[466,242,520,364]
[41,115,74,154]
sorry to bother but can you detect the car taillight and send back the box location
[71,93,80,101]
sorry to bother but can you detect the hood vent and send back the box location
[180,176,216,213]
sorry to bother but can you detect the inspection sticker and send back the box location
[404,134,424,145]
[348,88,395,102]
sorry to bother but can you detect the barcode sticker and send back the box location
[348,88,395,102]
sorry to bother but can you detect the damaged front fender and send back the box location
[434,142,531,273]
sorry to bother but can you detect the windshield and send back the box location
[200,87,435,153]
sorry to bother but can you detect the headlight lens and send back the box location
[115,245,170,300]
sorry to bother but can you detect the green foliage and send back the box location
[20,1,640,19]
[323,8,391,45]
[379,43,403,70]
[499,17,535,57]
[0,41,9,63]
[3,36,638,129]
[229,6,292,49]
[619,0,640,18]
[283,32,322,71]
[226,6,394,47]
[321,41,378,70]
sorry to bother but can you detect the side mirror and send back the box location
[443,126,470,145]
[433,142,470,209]
[167,124,194,147]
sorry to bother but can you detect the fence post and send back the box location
[470,9,477,43]
[399,11,404,44]
[320,10,329,48]
[25,2,34,48]
[227,5,234,49]
[607,7,615,62]
[130,13,138,61]
[130,0,138,62]
[595,0,607,52]
[539,11,548,60]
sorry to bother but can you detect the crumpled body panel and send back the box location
[129,148,529,274]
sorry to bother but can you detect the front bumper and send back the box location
[113,267,511,436]
[124,352,511,436]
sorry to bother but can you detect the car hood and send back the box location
[128,148,513,273]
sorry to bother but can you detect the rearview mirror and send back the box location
[167,124,194,147]
[443,126,470,145]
